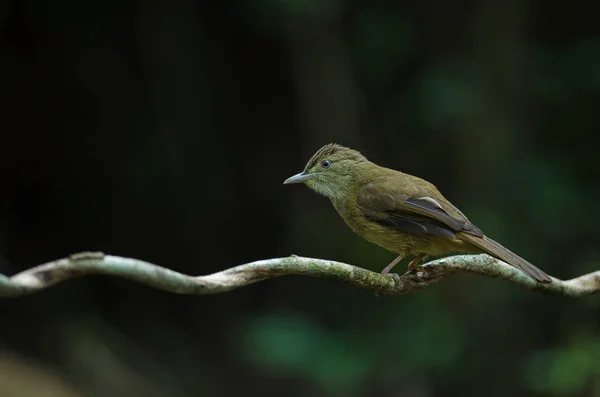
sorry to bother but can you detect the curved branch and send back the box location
[0,252,598,298]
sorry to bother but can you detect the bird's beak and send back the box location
[283,172,313,185]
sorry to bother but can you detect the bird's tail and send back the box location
[461,234,552,283]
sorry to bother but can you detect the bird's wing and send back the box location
[356,175,483,238]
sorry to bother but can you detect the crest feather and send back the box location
[304,143,364,171]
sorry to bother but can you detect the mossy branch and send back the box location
[0,252,598,298]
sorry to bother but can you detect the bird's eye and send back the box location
[321,160,331,168]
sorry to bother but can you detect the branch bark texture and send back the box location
[1,252,598,298]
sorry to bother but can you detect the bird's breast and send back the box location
[331,197,415,255]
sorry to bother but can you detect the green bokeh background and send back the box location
[1,1,599,396]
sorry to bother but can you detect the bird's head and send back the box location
[283,143,368,200]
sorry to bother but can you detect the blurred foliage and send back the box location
[418,61,484,130]
[237,303,467,395]
[238,311,370,395]
[352,6,413,84]
[525,333,600,395]
[1,0,599,396]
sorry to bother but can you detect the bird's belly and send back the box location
[349,220,418,254]
[417,235,473,256]
[361,228,416,254]
[336,202,474,257]
[353,220,473,257]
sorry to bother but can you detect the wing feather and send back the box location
[357,176,483,238]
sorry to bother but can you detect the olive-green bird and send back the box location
[283,143,552,283]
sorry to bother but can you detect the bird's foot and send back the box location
[411,264,427,274]
[381,254,403,275]
[407,253,426,270]
[381,271,401,283]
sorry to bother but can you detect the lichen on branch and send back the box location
[0,252,598,298]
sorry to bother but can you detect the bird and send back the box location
[283,143,552,283]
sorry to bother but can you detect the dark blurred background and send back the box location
[1,0,599,396]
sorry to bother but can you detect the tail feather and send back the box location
[461,234,552,283]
